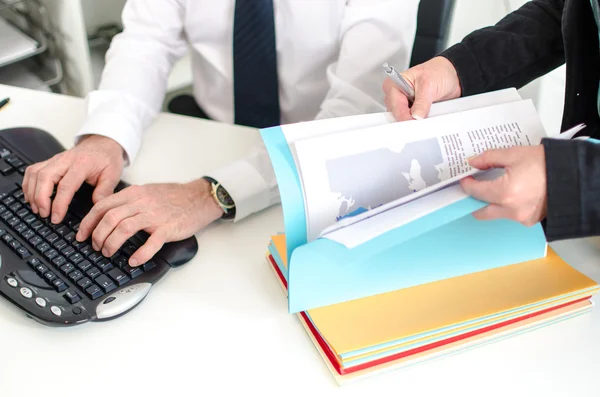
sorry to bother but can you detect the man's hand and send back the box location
[23,135,125,224]
[460,145,548,227]
[383,56,462,121]
[75,178,224,267]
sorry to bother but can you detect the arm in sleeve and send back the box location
[439,0,565,96]
[76,0,188,165]
[542,138,600,241]
[315,0,420,119]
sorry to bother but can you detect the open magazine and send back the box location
[288,91,584,248]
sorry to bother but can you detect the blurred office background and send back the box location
[0,0,565,135]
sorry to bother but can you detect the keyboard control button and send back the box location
[107,268,130,286]
[72,222,80,232]
[0,211,12,221]
[121,242,137,257]
[35,297,47,308]
[12,189,24,199]
[123,265,143,279]
[14,223,27,233]
[0,148,10,158]
[77,277,92,290]
[6,277,18,288]
[52,278,67,292]
[50,306,62,316]
[38,227,51,237]
[69,253,84,265]
[0,227,5,237]
[88,252,102,263]
[31,220,43,230]
[8,217,20,227]
[56,225,70,236]
[19,287,33,299]
[68,270,83,283]
[53,239,67,250]
[1,196,15,206]
[60,263,75,275]
[96,275,116,293]
[44,249,59,260]
[36,242,50,253]
[113,254,128,268]
[86,267,101,279]
[9,202,22,212]
[22,229,35,240]
[77,260,92,272]
[34,263,48,275]
[97,258,114,273]
[16,208,29,218]
[61,246,76,257]
[9,240,21,250]
[46,233,59,244]
[64,290,81,304]
[16,246,32,259]
[1,233,13,244]
[23,214,36,224]
[85,284,103,300]
[72,307,82,315]
[44,271,57,283]
[52,256,66,267]
[28,257,42,268]
[28,236,43,247]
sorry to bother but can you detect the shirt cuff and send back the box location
[204,159,271,222]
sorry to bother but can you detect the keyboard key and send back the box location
[60,263,75,275]
[52,278,68,292]
[64,290,81,304]
[23,214,36,224]
[0,148,10,158]
[53,239,67,250]
[0,227,5,237]
[36,242,50,253]
[31,220,43,230]
[8,217,20,227]
[44,249,59,260]
[9,239,21,250]
[113,254,128,268]
[80,244,94,257]
[34,262,48,273]
[16,208,29,218]
[61,246,76,257]
[1,233,14,244]
[71,240,84,249]
[97,258,114,273]
[72,222,80,232]
[0,210,12,220]
[46,233,59,244]
[121,242,137,257]
[85,284,103,300]
[77,277,92,290]
[18,166,26,175]
[69,252,84,265]
[28,236,43,247]
[16,246,31,259]
[107,268,130,286]
[56,225,70,236]
[28,257,42,268]
[68,270,83,283]
[0,161,14,175]
[6,155,24,168]
[38,227,51,237]
[0,205,5,213]
[77,260,92,272]
[2,196,15,206]
[43,271,57,283]
[86,267,101,279]
[123,264,143,279]
[64,214,79,228]
[21,229,34,240]
[95,274,116,293]
[9,202,21,212]
[64,231,76,243]
[52,256,67,267]
[88,252,102,263]
[12,189,24,199]
[14,223,27,233]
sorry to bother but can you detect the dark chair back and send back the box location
[409,0,456,67]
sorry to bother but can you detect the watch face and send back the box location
[216,185,234,207]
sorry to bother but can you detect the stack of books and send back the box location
[260,88,598,385]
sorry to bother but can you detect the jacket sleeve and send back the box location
[439,0,565,96]
[542,138,600,241]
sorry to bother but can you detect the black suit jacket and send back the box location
[440,0,600,241]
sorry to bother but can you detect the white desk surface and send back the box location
[1,84,600,396]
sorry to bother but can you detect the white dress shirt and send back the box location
[76,0,419,221]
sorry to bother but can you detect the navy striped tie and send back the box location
[233,0,280,128]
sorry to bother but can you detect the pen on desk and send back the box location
[0,97,9,110]
[383,63,415,105]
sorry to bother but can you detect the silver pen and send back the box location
[383,62,415,105]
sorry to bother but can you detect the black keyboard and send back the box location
[0,127,198,326]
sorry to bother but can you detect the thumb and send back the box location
[92,170,120,203]
[469,148,512,170]
[410,80,436,120]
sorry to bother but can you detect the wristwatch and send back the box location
[203,177,236,220]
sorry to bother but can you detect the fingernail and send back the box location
[75,232,82,242]
[51,214,59,224]
[412,113,424,120]
[129,258,138,267]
